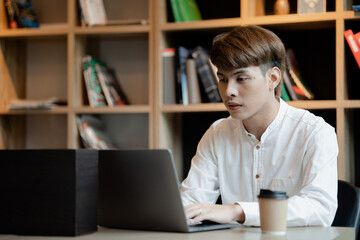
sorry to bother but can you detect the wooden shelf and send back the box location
[72,105,151,114]
[0,107,70,115]
[73,25,151,35]
[161,103,226,113]
[0,27,69,37]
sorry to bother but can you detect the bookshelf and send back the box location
[154,0,360,183]
[0,0,152,151]
[0,0,360,184]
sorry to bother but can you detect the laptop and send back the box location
[98,149,239,232]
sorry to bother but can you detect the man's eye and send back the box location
[219,78,227,83]
[237,77,250,82]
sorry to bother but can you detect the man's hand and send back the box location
[184,203,245,224]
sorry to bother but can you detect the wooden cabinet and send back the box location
[0,0,359,183]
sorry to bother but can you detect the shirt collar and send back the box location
[260,98,288,141]
[228,98,288,141]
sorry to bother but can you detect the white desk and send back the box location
[0,226,355,240]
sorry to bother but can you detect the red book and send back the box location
[344,29,360,69]
[353,31,360,51]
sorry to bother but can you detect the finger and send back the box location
[185,206,203,219]
[191,210,207,224]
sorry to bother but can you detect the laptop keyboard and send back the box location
[187,219,221,227]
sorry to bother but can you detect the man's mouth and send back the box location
[227,101,242,110]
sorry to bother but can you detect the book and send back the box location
[178,46,190,105]
[79,0,107,27]
[280,82,290,101]
[298,0,325,14]
[353,31,360,51]
[15,0,39,28]
[282,68,298,100]
[82,56,107,107]
[185,57,201,104]
[353,5,360,12]
[169,0,183,22]
[4,0,19,28]
[346,29,360,69]
[177,0,202,22]
[191,46,221,103]
[162,48,177,105]
[76,114,117,149]
[285,49,314,100]
[107,69,130,105]
[95,62,128,106]
[283,60,309,101]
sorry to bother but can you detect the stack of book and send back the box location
[162,46,221,105]
[82,55,129,107]
[281,49,314,101]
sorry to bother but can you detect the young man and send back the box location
[181,25,338,227]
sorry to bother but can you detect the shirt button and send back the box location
[256,174,260,179]
[256,145,260,150]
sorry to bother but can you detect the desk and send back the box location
[0,226,354,240]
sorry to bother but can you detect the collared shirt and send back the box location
[181,99,338,227]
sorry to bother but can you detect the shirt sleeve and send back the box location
[239,124,338,227]
[286,125,338,227]
[181,126,220,206]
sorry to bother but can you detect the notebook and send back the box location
[98,149,239,232]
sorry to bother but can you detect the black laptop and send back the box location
[98,149,239,232]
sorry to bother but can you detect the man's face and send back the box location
[217,65,276,121]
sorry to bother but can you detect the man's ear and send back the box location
[267,67,281,90]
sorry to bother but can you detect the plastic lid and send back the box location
[258,189,289,199]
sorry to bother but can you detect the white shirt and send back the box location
[181,99,338,227]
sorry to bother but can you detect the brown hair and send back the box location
[210,25,286,96]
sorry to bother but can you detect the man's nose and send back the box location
[226,81,238,97]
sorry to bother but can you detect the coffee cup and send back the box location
[258,189,289,235]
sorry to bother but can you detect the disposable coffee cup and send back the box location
[258,189,289,235]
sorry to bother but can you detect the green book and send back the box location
[178,0,202,22]
[280,82,291,101]
[169,0,183,22]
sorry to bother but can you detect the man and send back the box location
[181,25,338,227]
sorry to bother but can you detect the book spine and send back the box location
[82,56,107,107]
[177,0,202,22]
[107,69,129,105]
[162,48,177,105]
[280,82,290,101]
[344,29,360,69]
[79,0,90,26]
[84,0,107,26]
[4,0,18,28]
[286,49,314,100]
[95,63,115,106]
[15,0,39,28]
[169,0,183,22]
[185,58,201,104]
[352,31,360,69]
[179,46,190,105]
[282,69,298,100]
[192,47,221,103]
